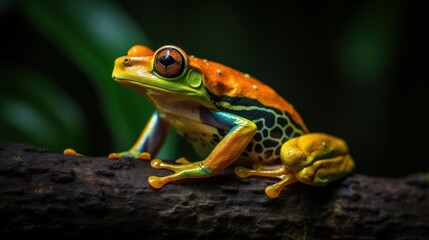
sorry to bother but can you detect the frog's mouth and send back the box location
[113,76,216,110]
[113,77,195,94]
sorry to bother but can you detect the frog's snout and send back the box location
[116,56,136,67]
[113,57,131,70]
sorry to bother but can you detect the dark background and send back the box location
[1,0,428,178]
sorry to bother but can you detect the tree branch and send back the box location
[0,143,428,239]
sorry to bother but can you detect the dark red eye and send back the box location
[154,47,185,78]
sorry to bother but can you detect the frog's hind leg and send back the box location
[235,164,298,198]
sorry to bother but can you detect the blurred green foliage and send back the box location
[338,1,397,86]
[1,69,88,151]
[1,0,180,158]
[19,0,155,150]
[1,0,427,176]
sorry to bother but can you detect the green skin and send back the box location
[103,45,354,198]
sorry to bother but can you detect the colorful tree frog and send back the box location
[65,45,355,198]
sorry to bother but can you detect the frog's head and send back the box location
[112,45,214,109]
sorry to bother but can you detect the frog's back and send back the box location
[189,56,308,133]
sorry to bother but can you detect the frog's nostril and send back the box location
[123,57,131,65]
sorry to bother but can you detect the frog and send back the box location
[65,44,355,198]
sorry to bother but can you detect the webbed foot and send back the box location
[108,151,151,160]
[64,148,152,161]
[148,158,213,189]
[235,163,297,198]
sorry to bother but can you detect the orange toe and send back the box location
[138,152,151,161]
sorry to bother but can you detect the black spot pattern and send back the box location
[206,91,307,163]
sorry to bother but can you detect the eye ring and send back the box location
[153,46,187,78]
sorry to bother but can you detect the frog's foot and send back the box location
[264,175,298,198]
[64,148,83,156]
[235,163,287,178]
[235,163,298,198]
[108,151,152,161]
[148,158,213,189]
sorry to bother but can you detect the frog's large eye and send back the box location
[154,47,186,78]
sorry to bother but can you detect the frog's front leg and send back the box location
[108,111,168,160]
[65,111,168,159]
[148,111,257,189]
[236,133,355,198]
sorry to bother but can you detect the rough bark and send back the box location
[0,143,428,240]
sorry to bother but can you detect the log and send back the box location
[0,143,428,240]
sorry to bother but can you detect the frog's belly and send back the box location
[161,113,220,158]
[236,139,282,166]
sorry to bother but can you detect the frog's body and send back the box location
[155,58,307,165]
[67,45,355,198]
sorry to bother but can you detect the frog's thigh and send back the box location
[295,154,355,186]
